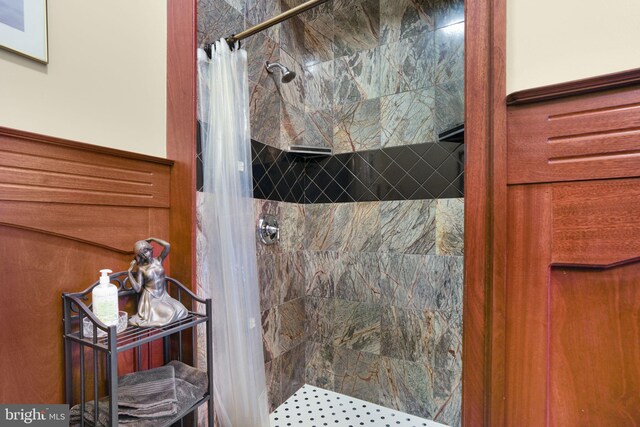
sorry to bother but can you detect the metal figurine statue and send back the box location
[128,237,188,327]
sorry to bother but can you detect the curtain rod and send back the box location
[205,0,330,55]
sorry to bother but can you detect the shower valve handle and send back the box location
[258,214,279,245]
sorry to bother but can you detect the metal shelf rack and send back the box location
[62,271,213,427]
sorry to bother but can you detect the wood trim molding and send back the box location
[506,67,640,106]
[0,129,171,208]
[507,86,640,185]
[463,0,507,425]
[166,0,197,290]
[0,126,174,166]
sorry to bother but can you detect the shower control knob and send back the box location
[258,214,279,245]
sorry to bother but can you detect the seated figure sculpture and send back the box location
[128,237,188,327]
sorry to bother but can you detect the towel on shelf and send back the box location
[117,365,178,415]
[70,361,208,427]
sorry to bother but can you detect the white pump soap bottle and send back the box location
[92,269,119,326]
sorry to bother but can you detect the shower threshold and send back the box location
[270,384,448,427]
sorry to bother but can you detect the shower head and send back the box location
[265,61,297,83]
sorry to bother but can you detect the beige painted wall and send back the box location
[0,1,167,157]
[507,0,640,94]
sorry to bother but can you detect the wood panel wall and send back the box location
[0,127,172,404]
[501,76,640,425]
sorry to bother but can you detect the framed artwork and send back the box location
[0,0,48,63]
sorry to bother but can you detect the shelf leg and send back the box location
[206,299,214,427]
[108,328,118,427]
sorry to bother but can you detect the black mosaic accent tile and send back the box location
[197,136,464,202]
[300,142,463,202]
[252,140,306,203]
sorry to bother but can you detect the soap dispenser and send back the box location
[92,269,119,326]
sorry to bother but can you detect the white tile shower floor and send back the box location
[269,384,447,427]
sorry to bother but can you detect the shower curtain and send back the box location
[197,40,269,427]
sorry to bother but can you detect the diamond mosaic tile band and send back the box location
[251,140,464,203]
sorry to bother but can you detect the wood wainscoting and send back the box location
[498,76,640,425]
[0,127,172,403]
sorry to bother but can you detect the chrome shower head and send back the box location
[265,61,297,83]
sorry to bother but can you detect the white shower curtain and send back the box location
[197,40,269,427]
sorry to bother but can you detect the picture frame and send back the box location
[0,0,48,63]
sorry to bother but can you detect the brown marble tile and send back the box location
[380,0,436,44]
[304,16,334,66]
[250,82,281,148]
[258,252,278,311]
[304,203,383,252]
[276,251,306,303]
[305,341,335,390]
[281,101,306,149]
[279,202,306,252]
[304,60,334,111]
[338,202,381,252]
[378,357,436,418]
[333,98,381,154]
[305,296,335,344]
[434,0,464,29]
[333,0,380,57]
[380,306,436,363]
[380,254,463,312]
[280,14,309,66]
[246,0,280,41]
[335,252,381,303]
[226,0,246,14]
[304,251,339,298]
[436,198,464,256]
[434,22,464,85]
[304,204,335,251]
[333,300,381,354]
[380,200,437,254]
[262,306,280,362]
[333,347,381,404]
[334,48,380,104]
[432,310,462,426]
[262,297,306,361]
[277,49,305,111]
[281,342,306,400]
[265,357,282,411]
[244,31,279,93]
[435,78,464,136]
[379,31,435,96]
[380,88,437,147]
[198,0,245,46]
[305,108,333,148]
[279,297,306,353]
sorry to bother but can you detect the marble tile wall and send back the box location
[197,0,464,155]
[290,0,465,154]
[249,196,463,424]
[303,200,463,426]
[198,0,464,424]
[253,199,307,411]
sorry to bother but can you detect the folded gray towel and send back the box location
[70,361,207,427]
[117,365,177,411]
[167,360,208,391]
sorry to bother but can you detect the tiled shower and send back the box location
[197,0,464,425]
